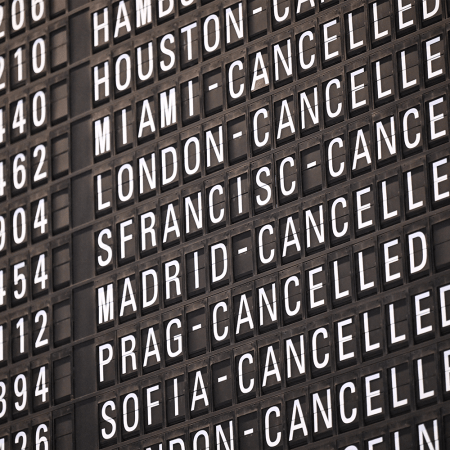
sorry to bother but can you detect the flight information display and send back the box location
[0,0,450,448]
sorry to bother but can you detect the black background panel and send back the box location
[0,0,450,448]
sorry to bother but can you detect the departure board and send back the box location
[1,0,450,448]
